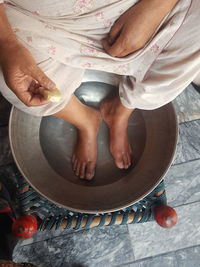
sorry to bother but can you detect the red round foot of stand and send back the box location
[12,214,38,239]
[154,204,178,228]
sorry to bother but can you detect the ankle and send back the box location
[116,101,133,116]
[77,113,100,132]
[107,97,134,117]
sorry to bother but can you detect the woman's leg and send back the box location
[53,94,101,180]
[101,0,200,170]
[118,0,200,111]
[100,96,133,169]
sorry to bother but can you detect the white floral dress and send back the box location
[0,0,199,115]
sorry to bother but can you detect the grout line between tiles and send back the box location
[118,244,200,267]
[179,118,200,125]
[172,199,200,209]
[171,157,200,167]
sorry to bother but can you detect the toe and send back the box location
[127,153,132,167]
[80,163,86,179]
[114,152,124,169]
[128,146,133,166]
[129,145,133,157]
[85,162,95,180]
[73,158,78,171]
[75,161,81,176]
[123,154,129,169]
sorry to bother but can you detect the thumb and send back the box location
[29,66,56,90]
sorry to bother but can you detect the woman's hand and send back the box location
[102,0,178,57]
[0,38,56,107]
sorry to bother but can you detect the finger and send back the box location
[102,39,123,57]
[29,94,50,106]
[102,35,125,57]
[28,66,56,90]
[15,91,49,107]
[108,22,122,45]
[19,91,50,106]
[117,49,130,58]
[29,80,40,94]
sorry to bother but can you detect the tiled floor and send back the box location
[0,84,200,267]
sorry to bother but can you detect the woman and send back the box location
[0,0,199,180]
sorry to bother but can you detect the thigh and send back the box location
[119,0,200,110]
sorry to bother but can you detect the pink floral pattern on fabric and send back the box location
[150,44,160,54]
[81,62,92,68]
[73,0,95,14]
[31,10,40,15]
[47,45,56,55]
[95,11,113,28]
[113,64,129,75]
[103,18,113,28]
[86,38,98,46]
[80,45,99,56]
[95,11,104,21]
[80,38,99,56]
[44,24,57,31]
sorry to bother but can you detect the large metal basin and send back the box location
[9,70,178,213]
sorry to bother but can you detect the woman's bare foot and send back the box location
[53,95,101,181]
[72,109,101,180]
[100,96,134,169]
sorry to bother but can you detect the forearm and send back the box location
[142,0,180,14]
[0,3,17,46]
[135,0,180,33]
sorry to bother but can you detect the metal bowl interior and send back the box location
[9,70,178,213]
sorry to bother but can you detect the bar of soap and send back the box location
[40,88,62,103]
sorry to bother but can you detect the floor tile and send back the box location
[48,225,134,267]
[173,84,200,124]
[16,230,55,247]
[13,241,51,267]
[164,159,200,206]
[128,202,200,260]
[120,252,178,267]
[176,245,200,267]
[0,126,13,166]
[173,120,200,165]
[17,228,79,247]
